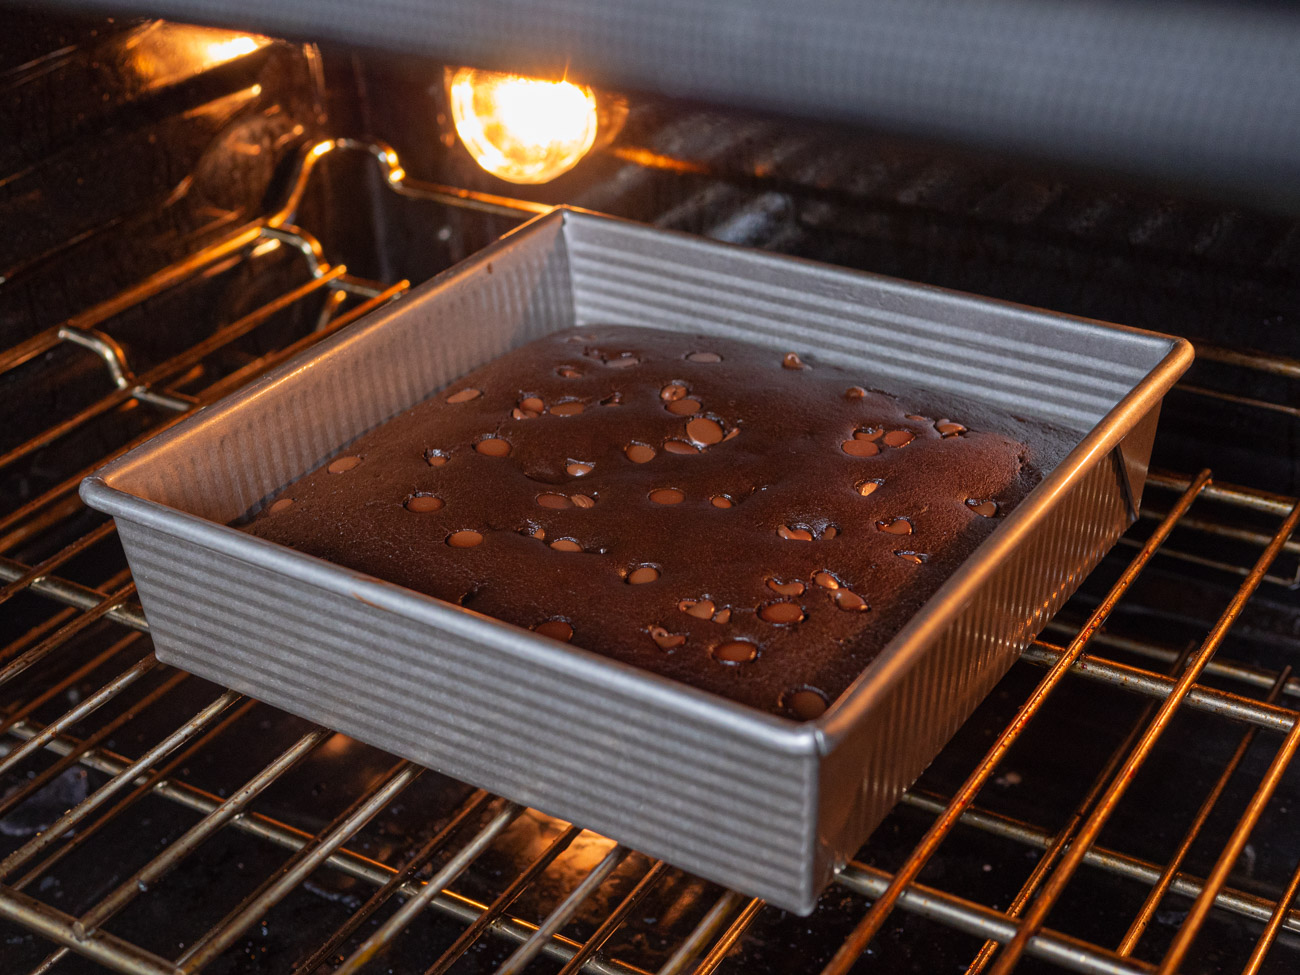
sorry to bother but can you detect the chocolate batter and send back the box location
[244,327,1050,719]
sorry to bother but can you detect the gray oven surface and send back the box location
[2,11,1300,975]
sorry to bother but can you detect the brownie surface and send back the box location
[243,326,1048,719]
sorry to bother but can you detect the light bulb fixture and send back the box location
[446,66,601,184]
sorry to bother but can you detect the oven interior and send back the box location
[1,12,1299,975]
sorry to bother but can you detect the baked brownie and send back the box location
[244,326,1047,719]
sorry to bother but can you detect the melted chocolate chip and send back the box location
[268,498,293,514]
[571,494,596,509]
[712,608,732,624]
[841,439,880,458]
[649,488,685,505]
[425,450,449,467]
[783,687,829,720]
[627,565,660,584]
[813,571,840,590]
[666,398,702,416]
[534,619,573,641]
[877,517,912,535]
[767,579,804,596]
[782,352,805,370]
[625,443,656,463]
[883,430,916,448]
[686,417,725,445]
[686,351,722,363]
[648,625,687,649]
[679,599,716,619]
[566,461,594,477]
[967,499,998,517]
[557,366,582,378]
[475,437,511,457]
[662,440,699,454]
[713,640,758,663]
[710,495,734,509]
[936,420,966,437]
[856,479,882,497]
[760,601,804,624]
[537,493,572,509]
[549,401,585,417]
[896,552,927,564]
[447,530,483,548]
[777,525,814,541]
[832,589,868,612]
[520,396,545,413]
[660,383,688,402]
[845,386,867,399]
[328,456,361,474]
[550,538,582,552]
[446,388,481,403]
[405,495,444,513]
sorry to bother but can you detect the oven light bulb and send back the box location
[448,67,599,184]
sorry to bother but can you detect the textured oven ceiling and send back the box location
[34,0,1300,210]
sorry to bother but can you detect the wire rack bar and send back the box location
[1115,668,1292,956]
[334,800,524,975]
[986,498,1300,974]
[295,789,494,973]
[176,762,420,972]
[819,470,1213,975]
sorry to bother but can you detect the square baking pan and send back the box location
[81,208,1192,914]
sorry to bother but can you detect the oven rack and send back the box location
[1,139,1298,975]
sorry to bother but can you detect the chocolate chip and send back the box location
[822,525,839,539]
[447,530,483,548]
[710,495,734,509]
[446,388,481,403]
[328,456,361,474]
[627,565,660,584]
[425,450,449,467]
[856,479,882,497]
[832,589,868,612]
[549,401,585,416]
[475,437,510,457]
[783,687,829,720]
[686,417,725,445]
[877,517,912,535]
[845,386,867,400]
[967,499,998,517]
[767,579,804,596]
[520,396,545,413]
[405,494,444,512]
[760,601,804,624]
[566,461,593,477]
[712,608,732,623]
[530,527,545,540]
[549,538,582,552]
[778,525,814,541]
[626,443,656,463]
[813,571,840,590]
[648,626,687,649]
[534,620,573,641]
[678,599,715,619]
[268,498,293,514]
[662,440,699,454]
[854,428,884,441]
[782,352,805,370]
[649,488,685,505]
[841,439,880,458]
[661,383,688,402]
[712,640,757,663]
[686,351,722,363]
[936,420,966,437]
[666,398,702,416]
[883,430,915,448]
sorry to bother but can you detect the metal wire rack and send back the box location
[1,138,1298,975]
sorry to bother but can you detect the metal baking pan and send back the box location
[81,208,1191,914]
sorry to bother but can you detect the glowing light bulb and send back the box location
[448,67,599,184]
